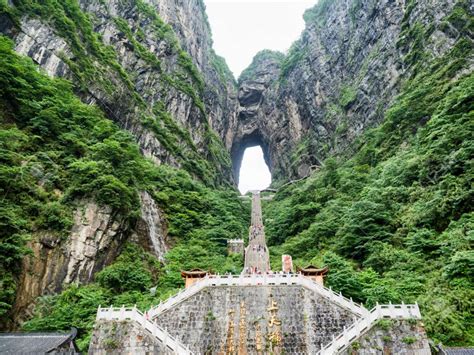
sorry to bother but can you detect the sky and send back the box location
[204,0,316,77]
[238,146,272,194]
[204,0,315,193]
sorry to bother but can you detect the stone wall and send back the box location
[154,285,360,354]
[88,320,173,355]
[227,239,245,255]
[344,319,431,355]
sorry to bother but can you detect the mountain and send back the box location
[0,0,472,350]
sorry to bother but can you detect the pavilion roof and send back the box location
[181,269,208,277]
[297,265,329,275]
[0,328,78,354]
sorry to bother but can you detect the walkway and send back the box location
[243,192,270,274]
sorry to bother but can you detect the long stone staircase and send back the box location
[91,191,428,354]
[243,192,270,273]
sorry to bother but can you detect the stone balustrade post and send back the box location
[96,305,102,321]
[354,318,361,335]
[108,305,113,320]
[153,320,158,337]
[342,326,348,344]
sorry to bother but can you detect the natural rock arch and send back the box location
[230,130,272,186]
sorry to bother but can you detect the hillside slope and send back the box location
[0,0,248,342]
[0,0,472,350]
[261,0,473,345]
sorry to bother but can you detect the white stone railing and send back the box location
[227,239,244,243]
[147,273,368,319]
[96,306,194,355]
[317,303,422,355]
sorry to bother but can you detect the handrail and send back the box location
[147,274,368,319]
[95,282,420,355]
[317,303,422,354]
[96,305,194,355]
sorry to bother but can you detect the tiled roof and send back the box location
[0,330,77,354]
[440,347,474,355]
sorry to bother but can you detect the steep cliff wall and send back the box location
[12,194,168,327]
[231,0,469,182]
[0,0,244,332]
[1,0,237,185]
[260,0,473,345]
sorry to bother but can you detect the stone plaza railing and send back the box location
[317,303,422,355]
[147,273,368,319]
[96,306,194,355]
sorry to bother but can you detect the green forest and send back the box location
[0,36,248,350]
[264,14,474,346]
[0,0,472,352]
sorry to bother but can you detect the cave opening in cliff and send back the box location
[237,146,271,195]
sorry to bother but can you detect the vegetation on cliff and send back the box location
[0,36,247,348]
[0,0,234,185]
[238,49,284,83]
[263,1,473,345]
[1,0,472,350]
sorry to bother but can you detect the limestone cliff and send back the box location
[0,0,236,328]
[1,0,237,184]
[12,194,168,327]
[231,0,471,181]
[1,0,471,339]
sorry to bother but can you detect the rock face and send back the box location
[3,0,466,182]
[1,0,229,328]
[1,0,469,335]
[229,0,465,181]
[2,0,237,184]
[230,51,284,185]
[154,285,358,354]
[11,196,168,328]
[12,201,128,326]
[135,191,168,261]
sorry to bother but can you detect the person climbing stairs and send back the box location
[243,192,270,274]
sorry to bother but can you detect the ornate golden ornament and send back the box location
[238,301,247,355]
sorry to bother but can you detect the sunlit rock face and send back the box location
[10,197,168,328]
[12,201,129,327]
